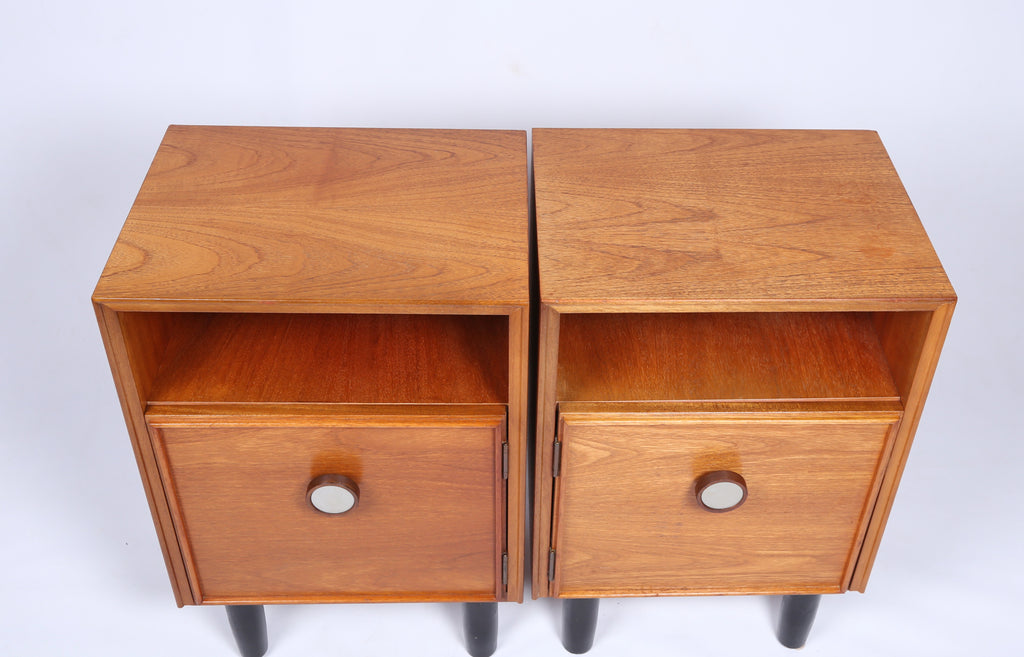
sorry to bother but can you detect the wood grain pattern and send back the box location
[148,312,508,404]
[94,126,529,311]
[533,129,955,310]
[557,312,899,403]
[149,406,506,604]
[551,410,900,597]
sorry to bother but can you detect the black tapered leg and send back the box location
[225,605,268,657]
[561,598,599,654]
[776,594,821,649]
[463,602,498,657]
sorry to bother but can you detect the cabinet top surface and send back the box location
[94,126,529,311]
[533,129,955,311]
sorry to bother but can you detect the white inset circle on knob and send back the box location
[699,480,746,510]
[310,485,357,514]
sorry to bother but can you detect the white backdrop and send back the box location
[1,1,1021,655]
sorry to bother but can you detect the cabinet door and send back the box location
[149,407,506,604]
[550,409,900,597]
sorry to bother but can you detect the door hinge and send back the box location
[547,549,557,582]
[501,552,509,589]
[502,441,509,480]
[552,439,562,477]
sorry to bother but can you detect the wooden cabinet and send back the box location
[531,129,955,649]
[93,127,529,655]
[95,125,954,653]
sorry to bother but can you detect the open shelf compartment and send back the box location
[557,311,929,405]
[117,312,510,405]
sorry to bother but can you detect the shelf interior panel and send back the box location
[144,313,508,404]
[557,312,900,403]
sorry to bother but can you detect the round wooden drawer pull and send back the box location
[307,474,360,514]
[695,471,747,512]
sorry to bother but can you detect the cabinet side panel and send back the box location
[506,307,529,601]
[117,312,206,400]
[94,303,195,605]
[531,305,560,598]
[850,302,955,591]
[873,310,932,403]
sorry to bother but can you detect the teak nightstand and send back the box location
[531,129,955,651]
[93,126,529,657]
